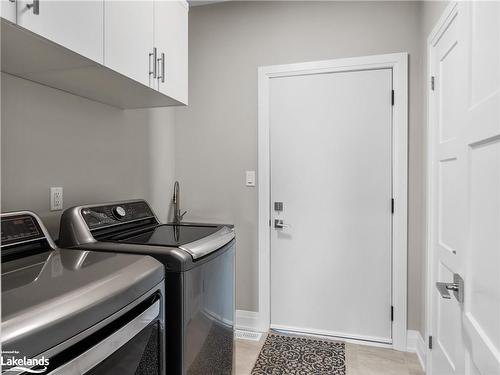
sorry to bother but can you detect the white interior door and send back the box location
[429,7,466,374]
[429,2,500,374]
[270,68,393,343]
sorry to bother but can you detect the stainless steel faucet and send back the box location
[172,181,187,224]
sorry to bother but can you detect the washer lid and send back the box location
[114,224,235,259]
[1,248,164,360]
[179,226,235,259]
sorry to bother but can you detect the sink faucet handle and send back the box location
[179,210,187,220]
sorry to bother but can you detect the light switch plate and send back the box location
[246,171,256,187]
[50,187,63,211]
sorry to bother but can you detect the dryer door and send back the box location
[46,296,164,375]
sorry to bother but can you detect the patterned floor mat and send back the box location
[251,333,346,374]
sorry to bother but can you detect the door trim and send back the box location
[425,2,459,373]
[257,53,408,351]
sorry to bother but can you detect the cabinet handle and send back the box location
[157,53,165,83]
[149,47,157,79]
[26,0,39,14]
[161,53,165,83]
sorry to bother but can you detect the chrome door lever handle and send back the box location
[274,219,289,229]
[436,273,464,303]
[436,282,456,299]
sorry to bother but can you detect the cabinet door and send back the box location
[1,0,17,23]
[104,0,154,88]
[16,0,103,63]
[154,0,188,104]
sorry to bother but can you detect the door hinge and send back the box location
[391,90,395,106]
[391,306,394,321]
[391,198,395,214]
[431,76,435,91]
[428,335,433,349]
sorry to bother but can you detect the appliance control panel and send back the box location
[81,201,156,230]
[1,214,44,246]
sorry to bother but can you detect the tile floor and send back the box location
[235,333,425,375]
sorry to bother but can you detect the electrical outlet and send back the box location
[50,187,63,211]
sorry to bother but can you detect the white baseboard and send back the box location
[407,330,426,371]
[235,310,262,332]
[271,324,392,346]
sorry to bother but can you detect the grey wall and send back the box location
[1,73,176,238]
[422,1,449,38]
[175,1,427,330]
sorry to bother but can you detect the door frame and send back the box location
[425,2,459,372]
[257,52,408,351]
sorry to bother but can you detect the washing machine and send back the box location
[58,199,235,375]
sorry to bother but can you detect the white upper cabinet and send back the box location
[2,0,188,108]
[16,0,104,63]
[104,0,154,88]
[103,0,188,103]
[154,0,188,104]
[1,0,17,23]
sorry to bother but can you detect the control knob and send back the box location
[112,206,126,220]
